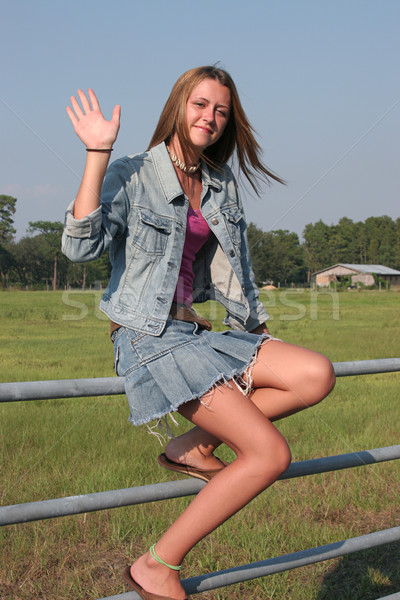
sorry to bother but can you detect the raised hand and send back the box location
[66,89,121,150]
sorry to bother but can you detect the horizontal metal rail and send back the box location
[0,376,125,402]
[333,358,400,377]
[175,527,400,598]
[0,358,399,402]
[96,526,400,599]
[2,445,399,527]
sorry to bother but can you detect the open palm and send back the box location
[66,89,120,149]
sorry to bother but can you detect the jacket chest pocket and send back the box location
[223,208,243,248]
[132,208,172,255]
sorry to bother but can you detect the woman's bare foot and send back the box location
[165,427,227,471]
[130,552,187,599]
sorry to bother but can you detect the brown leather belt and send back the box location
[110,303,212,339]
[168,303,212,331]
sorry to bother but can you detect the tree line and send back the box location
[0,195,110,290]
[0,195,399,289]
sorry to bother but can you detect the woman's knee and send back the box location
[248,429,292,481]
[271,435,292,475]
[266,443,291,481]
[273,350,335,410]
[304,353,336,406]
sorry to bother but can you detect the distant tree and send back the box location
[328,217,361,264]
[247,223,274,285]
[355,220,368,263]
[0,195,17,244]
[364,215,397,266]
[11,236,45,287]
[0,243,14,288]
[27,221,64,290]
[269,230,306,285]
[0,195,17,286]
[28,221,63,236]
[247,223,306,285]
[303,220,332,274]
[65,251,111,289]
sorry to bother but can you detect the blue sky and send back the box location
[1,0,399,240]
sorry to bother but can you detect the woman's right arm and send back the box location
[66,89,121,219]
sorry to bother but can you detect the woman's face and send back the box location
[185,78,231,153]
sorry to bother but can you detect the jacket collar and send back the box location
[150,142,222,204]
[150,143,183,203]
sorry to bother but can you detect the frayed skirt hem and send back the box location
[113,320,280,440]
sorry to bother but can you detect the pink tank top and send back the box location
[173,207,211,307]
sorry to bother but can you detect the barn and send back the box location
[312,264,400,288]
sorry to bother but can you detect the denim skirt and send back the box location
[113,318,270,427]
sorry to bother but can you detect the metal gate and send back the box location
[1,358,399,599]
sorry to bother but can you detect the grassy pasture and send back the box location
[0,289,399,599]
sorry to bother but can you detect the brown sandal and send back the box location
[158,453,227,482]
[123,566,190,600]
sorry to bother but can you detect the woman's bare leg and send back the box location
[130,384,291,599]
[249,340,335,417]
[165,341,335,470]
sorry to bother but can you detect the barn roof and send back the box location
[313,264,400,276]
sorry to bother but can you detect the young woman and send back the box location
[63,66,335,600]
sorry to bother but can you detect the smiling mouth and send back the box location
[195,126,213,134]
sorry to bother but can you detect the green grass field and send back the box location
[0,289,399,599]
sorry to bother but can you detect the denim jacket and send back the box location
[62,142,269,335]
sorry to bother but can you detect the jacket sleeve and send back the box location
[61,158,133,263]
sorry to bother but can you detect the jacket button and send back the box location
[211,217,219,225]
[229,249,235,257]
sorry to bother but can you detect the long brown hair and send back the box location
[148,66,284,194]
